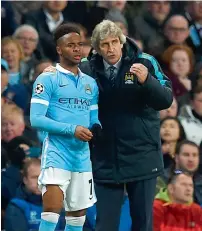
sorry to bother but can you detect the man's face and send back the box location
[16,30,38,57]
[191,2,202,20]
[1,115,25,142]
[169,174,194,204]
[164,16,189,44]
[99,36,123,65]
[192,92,202,116]
[1,68,8,93]
[57,33,83,65]
[160,98,178,120]
[23,164,41,195]
[149,1,171,23]
[45,1,67,13]
[175,144,199,174]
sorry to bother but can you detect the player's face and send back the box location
[57,33,83,65]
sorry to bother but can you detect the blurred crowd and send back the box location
[1,1,202,231]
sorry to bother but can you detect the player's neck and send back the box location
[60,62,78,76]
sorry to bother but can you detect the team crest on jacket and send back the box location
[85,84,92,95]
[124,73,134,84]
[35,83,44,94]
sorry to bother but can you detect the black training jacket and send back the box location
[79,37,173,183]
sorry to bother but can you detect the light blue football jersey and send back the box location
[30,64,100,172]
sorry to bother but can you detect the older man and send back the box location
[82,20,173,231]
[13,24,41,81]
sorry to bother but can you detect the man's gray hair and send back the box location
[91,20,126,51]
[13,24,39,42]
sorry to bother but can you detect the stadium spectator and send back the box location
[12,1,43,25]
[153,172,202,231]
[1,1,17,38]
[132,1,171,56]
[160,97,178,120]
[161,44,194,98]
[164,15,190,46]
[160,116,186,168]
[1,103,25,144]
[13,25,40,80]
[105,8,128,36]
[178,61,202,110]
[4,158,65,231]
[156,140,202,205]
[22,1,69,62]
[185,1,202,62]
[1,58,9,94]
[1,36,29,85]
[1,136,33,212]
[84,0,128,36]
[179,85,202,146]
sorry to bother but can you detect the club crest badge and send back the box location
[124,73,135,84]
[85,84,92,95]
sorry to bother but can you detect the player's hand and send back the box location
[130,63,148,84]
[43,66,56,73]
[75,126,93,142]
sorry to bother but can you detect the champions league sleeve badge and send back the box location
[124,73,135,84]
[35,83,44,94]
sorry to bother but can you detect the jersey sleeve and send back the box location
[30,73,76,136]
[89,80,101,128]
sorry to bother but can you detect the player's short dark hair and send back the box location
[54,23,80,44]
[175,140,199,156]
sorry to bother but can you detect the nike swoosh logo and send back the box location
[59,84,68,87]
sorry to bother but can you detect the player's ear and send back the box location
[56,46,62,56]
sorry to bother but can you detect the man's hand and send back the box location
[43,66,56,73]
[130,63,148,84]
[75,126,93,142]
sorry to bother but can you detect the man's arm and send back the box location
[131,53,173,110]
[30,73,77,136]
[89,82,101,128]
[4,203,28,231]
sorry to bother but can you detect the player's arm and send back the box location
[89,82,101,129]
[89,81,102,141]
[30,73,76,136]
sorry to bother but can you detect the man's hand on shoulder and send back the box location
[43,66,56,73]
[130,63,148,84]
[75,126,93,142]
